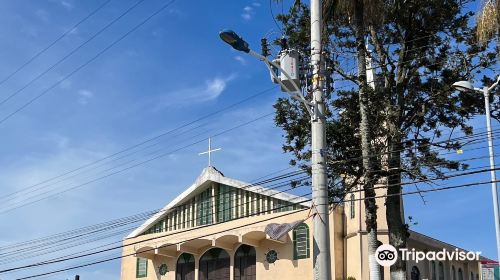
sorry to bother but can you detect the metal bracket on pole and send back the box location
[249,50,314,117]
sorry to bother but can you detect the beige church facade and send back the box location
[120,166,490,280]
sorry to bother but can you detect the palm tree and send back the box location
[477,0,499,54]
[325,1,382,280]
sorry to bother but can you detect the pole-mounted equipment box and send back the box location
[279,49,300,92]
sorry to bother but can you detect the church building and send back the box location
[120,166,490,280]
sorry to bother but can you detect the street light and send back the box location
[219,30,250,53]
[451,80,476,92]
[218,30,313,116]
[219,29,332,280]
[452,75,500,264]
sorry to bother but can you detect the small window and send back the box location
[350,194,355,219]
[136,258,148,278]
[411,266,420,280]
[293,223,310,259]
[431,261,436,280]
[438,262,444,280]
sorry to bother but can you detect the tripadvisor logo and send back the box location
[375,244,481,267]
[375,244,398,267]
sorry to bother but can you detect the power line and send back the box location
[13,203,311,279]
[0,176,308,264]
[2,116,497,214]
[0,170,306,257]
[11,176,500,279]
[1,179,313,273]
[0,0,146,107]
[7,163,500,271]
[5,162,500,274]
[0,87,275,203]
[0,0,177,124]
[0,112,275,214]
[0,0,112,90]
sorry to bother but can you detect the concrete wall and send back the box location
[120,208,345,280]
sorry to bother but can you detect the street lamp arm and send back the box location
[488,75,500,92]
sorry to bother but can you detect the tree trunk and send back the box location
[353,1,380,280]
[386,132,408,280]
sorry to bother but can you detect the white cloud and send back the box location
[60,0,74,10]
[77,89,94,105]
[242,13,252,20]
[234,55,247,65]
[252,2,261,7]
[241,5,257,21]
[204,78,228,100]
[154,74,236,109]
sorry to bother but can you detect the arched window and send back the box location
[452,266,456,280]
[411,266,421,280]
[458,268,463,280]
[438,262,444,280]
[431,261,436,280]
[199,248,230,280]
[350,194,355,219]
[176,253,195,280]
[293,223,310,259]
[234,245,256,280]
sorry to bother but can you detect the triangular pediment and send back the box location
[127,166,310,238]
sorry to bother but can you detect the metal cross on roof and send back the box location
[198,138,221,166]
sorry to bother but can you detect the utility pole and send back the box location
[453,76,500,265]
[482,85,500,265]
[310,0,332,279]
[219,2,332,277]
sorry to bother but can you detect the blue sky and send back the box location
[0,0,497,279]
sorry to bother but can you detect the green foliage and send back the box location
[272,0,498,199]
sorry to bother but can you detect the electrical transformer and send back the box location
[279,49,300,92]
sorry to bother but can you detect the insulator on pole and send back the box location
[261,38,270,57]
[279,37,288,50]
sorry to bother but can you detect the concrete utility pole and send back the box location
[453,76,500,267]
[310,0,332,279]
[219,1,332,278]
[481,84,500,265]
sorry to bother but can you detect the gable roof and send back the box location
[127,166,311,238]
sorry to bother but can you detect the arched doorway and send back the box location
[176,253,195,280]
[438,262,444,280]
[234,244,256,280]
[199,248,230,280]
[411,266,421,280]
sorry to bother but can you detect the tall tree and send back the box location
[351,0,381,279]
[273,1,497,279]
[477,0,499,54]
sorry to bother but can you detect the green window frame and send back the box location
[197,188,213,225]
[235,189,240,218]
[245,192,250,216]
[350,194,355,219]
[136,257,148,278]
[293,223,310,260]
[217,184,233,222]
